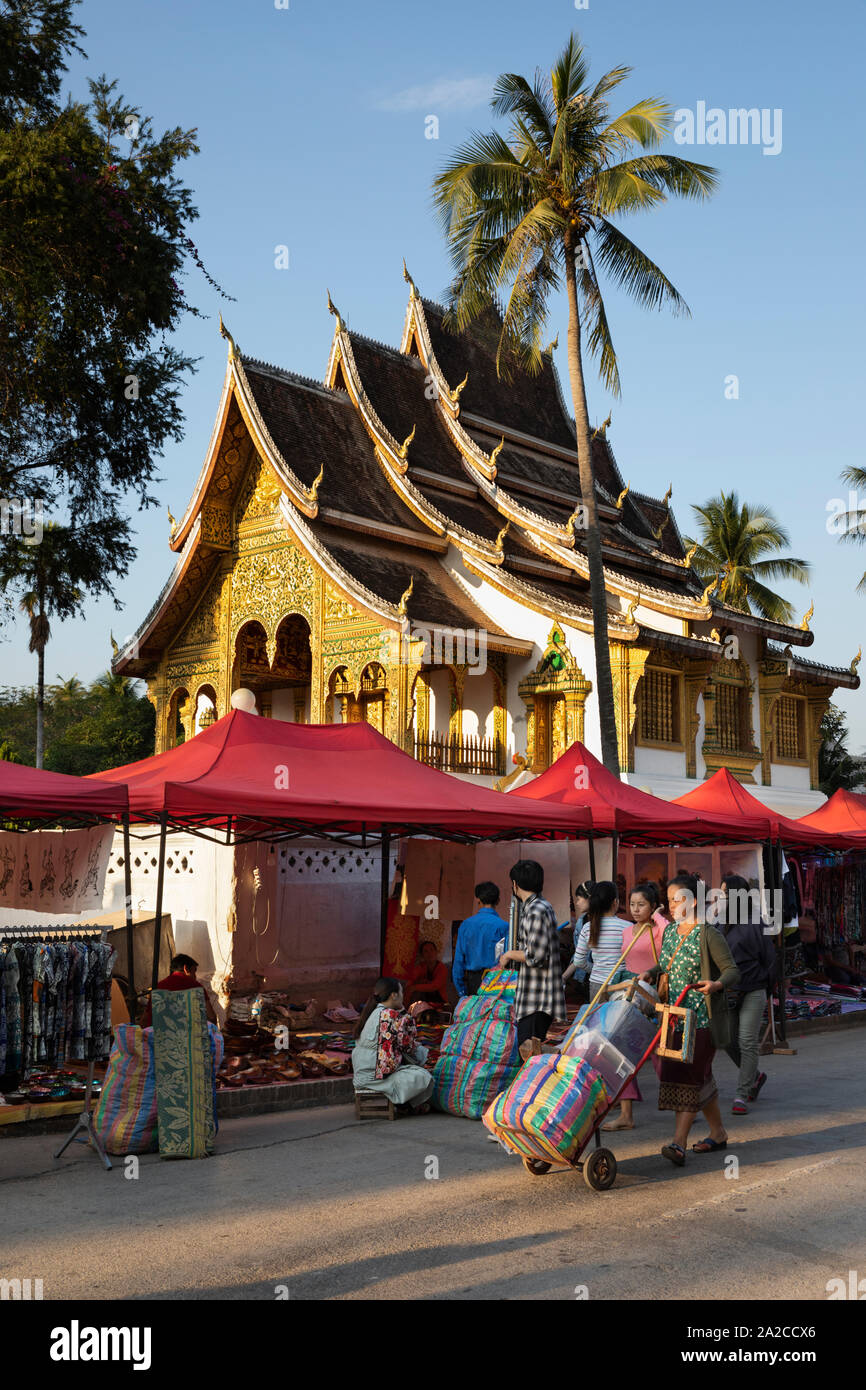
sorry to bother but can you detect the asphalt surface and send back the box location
[1,1028,864,1301]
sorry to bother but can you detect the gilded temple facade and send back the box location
[116,269,860,814]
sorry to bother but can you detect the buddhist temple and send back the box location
[115,266,860,815]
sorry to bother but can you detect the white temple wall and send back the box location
[633,746,686,780]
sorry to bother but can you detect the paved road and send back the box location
[1,1029,864,1300]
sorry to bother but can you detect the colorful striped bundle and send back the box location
[432,973,520,1118]
[476,967,518,1001]
[483,1054,609,1167]
[432,1053,521,1119]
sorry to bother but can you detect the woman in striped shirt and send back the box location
[571,880,630,1000]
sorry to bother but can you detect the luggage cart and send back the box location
[520,982,692,1191]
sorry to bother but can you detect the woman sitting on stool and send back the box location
[351,977,434,1115]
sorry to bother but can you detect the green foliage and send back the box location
[818,704,865,796]
[0,668,154,771]
[0,0,204,539]
[432,31,718,391]
[685,491,810,624]
[837,465,866,592]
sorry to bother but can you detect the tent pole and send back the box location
[611,831,619,883]
[152,813,168,990]
[379,830,391,975]
[588,830,597,882]
[122,813,136,1022]
[774,836,788,1047]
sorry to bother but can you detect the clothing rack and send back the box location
[0,925,113,1171]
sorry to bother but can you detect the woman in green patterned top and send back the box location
[641,871,740,1167]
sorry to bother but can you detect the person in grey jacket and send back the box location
[716,875,777,1114]
[641,871,741,1167]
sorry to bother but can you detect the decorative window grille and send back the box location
[716,681,742,752]
[776,696,803,760]
[640,669,680,743]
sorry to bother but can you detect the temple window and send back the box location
[637,661,683,747]
[774,694,806,761]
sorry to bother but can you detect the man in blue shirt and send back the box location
[453,882,507,996]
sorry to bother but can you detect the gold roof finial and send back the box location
[219,313,238,361]
[566,502,585,544]
[489,436,505,472]
[700,572,721,607]
[544,333,559,355]
[710,627,722,644]
[167,505,177,538]
[450,372,469,405]
[398,575,414,616]
[495,521,510,552]
[625,591,641,625]
[592,413,612,440]
[684,541,699,568]
[326,289,343,334]
[662,482,673,508]
[398,423,416,460]
[110,631,119,656]
[799,599,814,631]
[402,258,418,299]
[615,481,630,511]
[309,464,324,505]
[851,646,862,675]
[652,518,666,544]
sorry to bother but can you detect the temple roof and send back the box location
[116,274,831,678]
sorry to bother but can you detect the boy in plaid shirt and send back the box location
[499,859,566,1059]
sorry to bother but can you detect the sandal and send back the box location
[602,1117,635,1131]
[661,1142,686,1166]
[731,1099,748,1115]
[692,1135,728,1152]
[748,1071,767,1102]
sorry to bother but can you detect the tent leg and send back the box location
[588,830,597,882]
[611,831,619,883]
[152,814,168,989]
[774,836,788,1046]
[379,831,391,975]
[122,814,136,1022]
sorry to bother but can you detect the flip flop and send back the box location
[692,1136,729,1152]
[748,1071,768,1102]
[602,1117,635,1131]
[661,1142,686,1167]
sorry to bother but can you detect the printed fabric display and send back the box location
[483,1054,609,1168]
[433,970,520,1118]
[151,988,220,1158]
[798,857,865,947]
[0,827,113,914]
[92,1022,224,1156]
[0,938,115,1077]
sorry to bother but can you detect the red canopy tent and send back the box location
[0,759,129,822]
[797,787,866,842]
[94,710,594,981]
[672,767,839,851]
[506,739,748,847]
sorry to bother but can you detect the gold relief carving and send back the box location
[231,543,316,646]
[415,671,430,741]
[167,661,220,685]
[324,583,363,626]
[176,572,224,650]
[201,507,231,549]
[684,659,713,780]
[519,625,591,771]
[236,458,284,527]
[609,641,650,773]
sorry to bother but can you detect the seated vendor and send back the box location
[351,977,434,1114]
[404,940,449,1009]
[139,953,217,1027]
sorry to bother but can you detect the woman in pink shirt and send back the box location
[602,881,667,1131]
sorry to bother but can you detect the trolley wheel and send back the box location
[583,1146,617,1191]
[523,1156,552,1176]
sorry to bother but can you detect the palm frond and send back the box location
[592,218,690,315]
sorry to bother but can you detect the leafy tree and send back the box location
[0,520,131,764]
[0,738,21,761]
[0,668,154,769]
[818,704,865,796]
[433,34,718,773]
[836,465,866,591]
[0,0,215,552]
[685,492,809,623]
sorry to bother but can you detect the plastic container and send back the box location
[560,1027,634,1095]
[573,998,658,1067]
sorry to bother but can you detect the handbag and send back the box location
[657,924,698,1006]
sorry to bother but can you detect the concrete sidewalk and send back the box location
[0,1028,863,1300]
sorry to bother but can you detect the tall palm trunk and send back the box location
[35,639,45,768]
[564,237,620,775]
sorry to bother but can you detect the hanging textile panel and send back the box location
[0,827,113,914]
[0,938,114,1076]
[151,989,217,1159]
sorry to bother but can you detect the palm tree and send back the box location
[686,492,809,623]
[432,33,718,773]
[0,520,132,766]
[0,740,22,763]
[837,465,866,590]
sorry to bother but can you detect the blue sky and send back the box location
[4,0,866,746]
